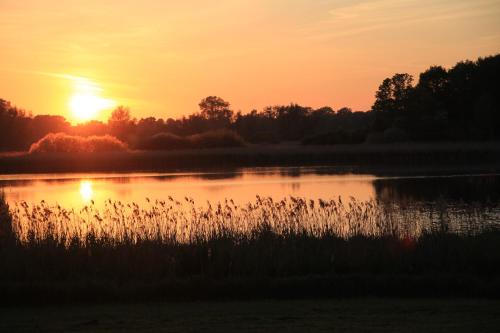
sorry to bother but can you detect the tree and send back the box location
[336,107,353,116]
[418,66,448,96]
[29,115,70,144]
[108,106,134,142]
[0,99,30,151]
[313,106,335,116]
[373,73,413,113]
[198,96,233,122]
[372,73,414,131]
[109,106,131,123]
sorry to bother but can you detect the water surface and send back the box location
[1,167,499,209]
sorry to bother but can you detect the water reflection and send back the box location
[0,167,498,210]
[79,180,93,203]
[373,174,500,203]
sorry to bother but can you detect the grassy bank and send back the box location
[2,194,500,303]
[2,298,500,332]
[0,142,499,174]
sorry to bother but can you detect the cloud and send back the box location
[301,0,500,40]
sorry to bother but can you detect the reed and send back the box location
[10,197,498,246]
[2,194,500,302]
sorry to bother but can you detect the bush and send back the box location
[189,129,246,148]
[383,128,409,143]
[244,130,281,144]
[136,132,189,150]
[302,130,366,145]
[364,129,409,144]
[137,130,246,150]
[365,132,386,144]
[29,133,128,153]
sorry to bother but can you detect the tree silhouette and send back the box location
[373,73,413,113]
[372,73,413,132]
[108,106,134,142]
[199,96,233,122]
[109,106,131,123]
[418,66,448,96]
[0,54,499,151]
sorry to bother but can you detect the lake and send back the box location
[1,167,499,209]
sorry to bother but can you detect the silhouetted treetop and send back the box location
[371,54,500,141]
[109,106,132,123]
[199,96,233,122]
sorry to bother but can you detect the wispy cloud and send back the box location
[0,69,137,94]
[300,0,500,40]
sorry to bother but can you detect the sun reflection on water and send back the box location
[79,180,94,202]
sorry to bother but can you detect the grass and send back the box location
[0,141,499,174]
[2,193,500,303]
[10,196,498,244]
[2,298,500,332]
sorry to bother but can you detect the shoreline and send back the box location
[0,142,499,174]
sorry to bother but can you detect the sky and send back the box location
[1,0,500,123]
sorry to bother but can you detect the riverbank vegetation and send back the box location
[27,129,246,154]
[136,129,246,150]
[1,141,499,174]
[1,193,499,303]
[1,54,499,152]
[29,133,128,153]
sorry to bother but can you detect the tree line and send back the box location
[0,54,498,151]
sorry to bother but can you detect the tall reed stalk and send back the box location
[10,196,499,247]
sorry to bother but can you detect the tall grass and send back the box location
[11,197,498,246]
[2,194,500,301]
[0,191,14,243]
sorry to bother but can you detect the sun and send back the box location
[70,93,115,121]
[68,77,116,122]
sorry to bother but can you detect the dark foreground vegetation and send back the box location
[1,54,499,152]
[2,298,500,332]
[1,193,500,304]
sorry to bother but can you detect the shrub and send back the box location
[365,132,386,144]
[136,132,189,150]
[383,127,409,143]
[29,133,128,153]
[188,129,246,148]
[137,130,246,150]
[302,129,366,145]
[244,130,281,144]
[364,129,409,144]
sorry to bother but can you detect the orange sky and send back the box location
[1,0,500,123]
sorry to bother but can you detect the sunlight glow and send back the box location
[68,77,116,122]
[79,180,94,202]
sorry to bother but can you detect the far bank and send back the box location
[0,142,499,174]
